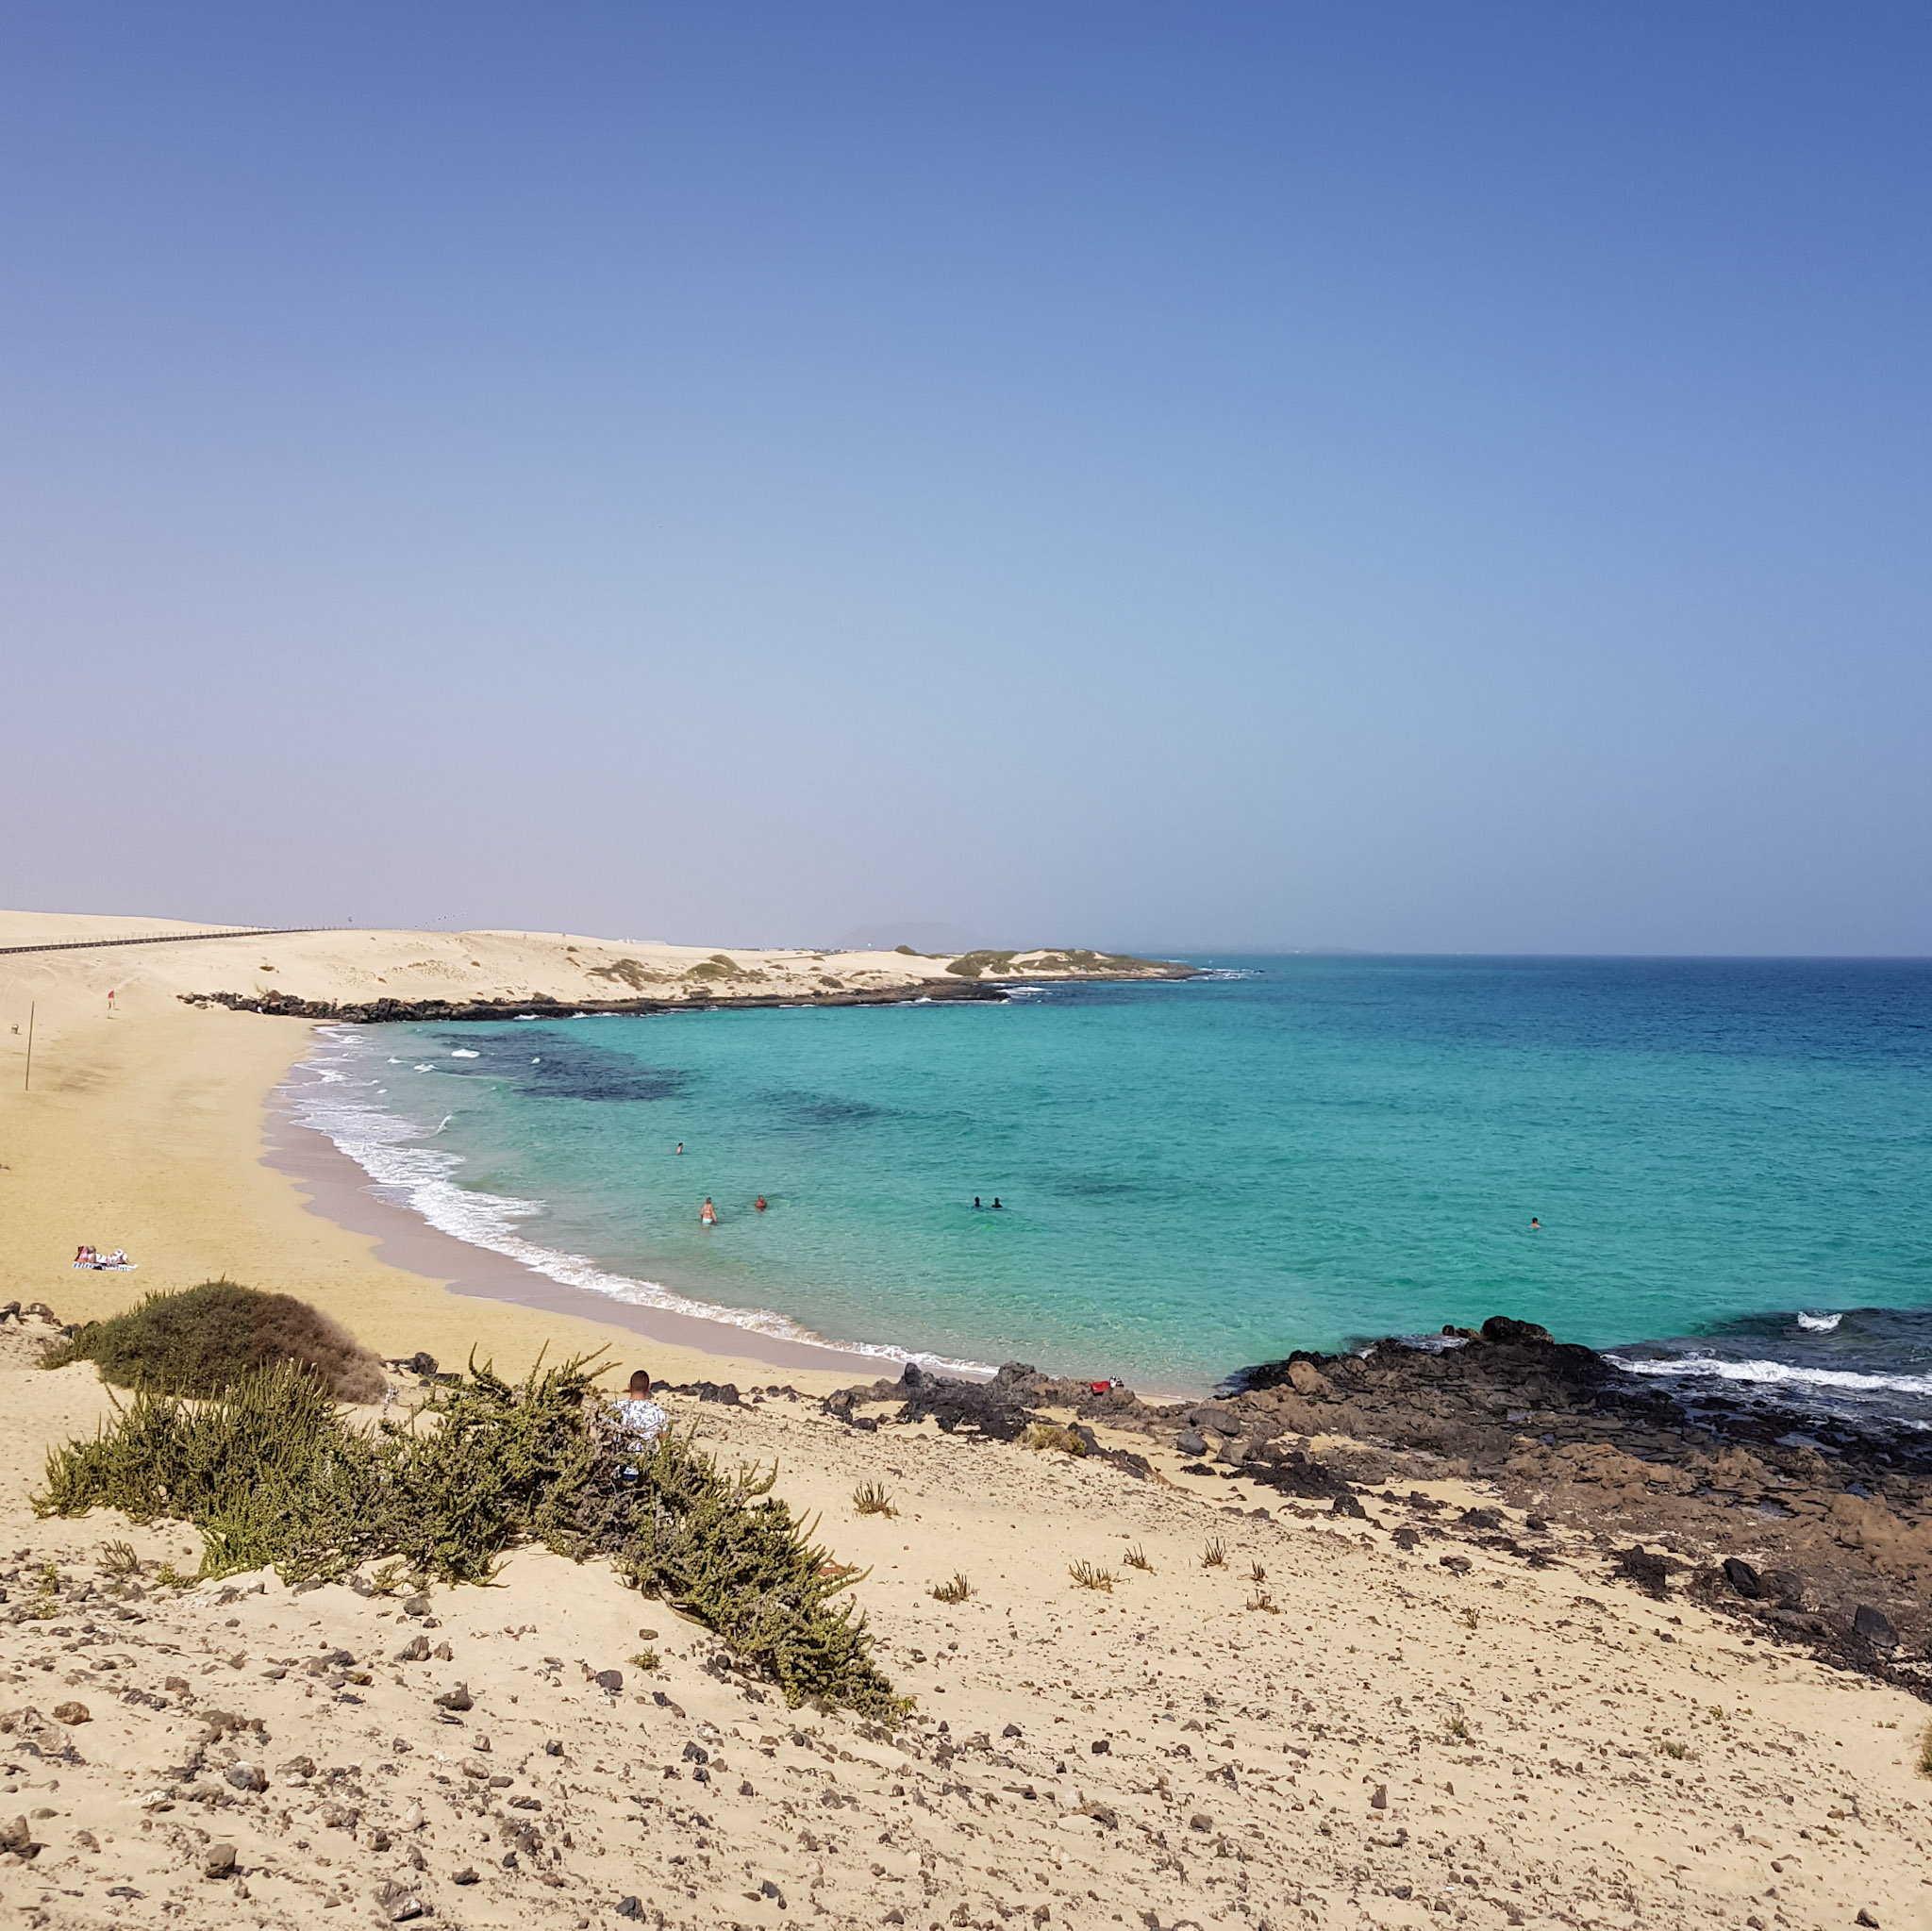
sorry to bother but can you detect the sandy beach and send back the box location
[4,912,1929,1931]
[0,909,1141,1384]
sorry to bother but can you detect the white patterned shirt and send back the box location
[614,1396,669,1445]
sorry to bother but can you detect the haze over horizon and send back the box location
[4,6,1928,957]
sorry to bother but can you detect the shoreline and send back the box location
[274,1022,1224,1402]
[263,1047,958,1387]
[9,910,1932,1928]
[274,1016,1932,1420]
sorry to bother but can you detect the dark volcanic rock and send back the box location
[1723,1557,1763,1599]
[1854,1605,1900,1650]
[1479,1316,1553,1345]
[1201,1316,1932,1694]
[178,981,1015,1024]
[1239,1448,1361,1512]
[808,1307,1932,1697]
[824,1363,1039,1442]
[1615,1547,1673,1598]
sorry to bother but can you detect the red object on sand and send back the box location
[1090,1381,1110,1395]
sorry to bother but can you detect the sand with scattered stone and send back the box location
[6,1310,1930,1931]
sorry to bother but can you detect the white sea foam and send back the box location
[1796,1310,1843,1333]
[282,1028,985,1375]
[1608,1350,1932,1402]
[449,1048,479,1059]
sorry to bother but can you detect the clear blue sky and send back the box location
[4,5,1927,954]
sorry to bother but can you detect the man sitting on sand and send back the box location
[613,1370,669,1451]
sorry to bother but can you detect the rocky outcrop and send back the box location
[824,1321,1932,1698]
[175,958,1199,1023]
[179,984,1013,1023]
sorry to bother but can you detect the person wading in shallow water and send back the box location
[699,1197,718,1226]
[754,1196,768,1212]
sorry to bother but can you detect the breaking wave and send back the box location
[280,1027,985,1374]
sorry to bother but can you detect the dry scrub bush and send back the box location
[1023,1423,1088,1457]
[943,951,1019,980]
[1201,1538,1226,1568]
[1069,1560,1115,1592]
[37,1351,905,1719]
[42,1280,385,1404]
[930,1573,973,1604]
[1122,1544,1153,1573]
[852,1481,898,1517]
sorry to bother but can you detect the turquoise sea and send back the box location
[292,957,1932,1415]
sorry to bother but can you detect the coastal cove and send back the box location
[289,955,1932,1412]
[8,914,1932,1931]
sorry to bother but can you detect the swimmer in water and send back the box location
[991,1197,1003,1210]
[755,1195,768,1212]
[699,1197,718,1226]
[1529,1217,1541,1230]
[675,1142,684,1155]
[973,1196,982,1209]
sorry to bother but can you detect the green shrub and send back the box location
[943,950,1019,979]
[687,954,765,982]
[36,1352,905,1719]
[585,957,667,990]
[1022,1422,1088,1457]
[41,1280,385,1404]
